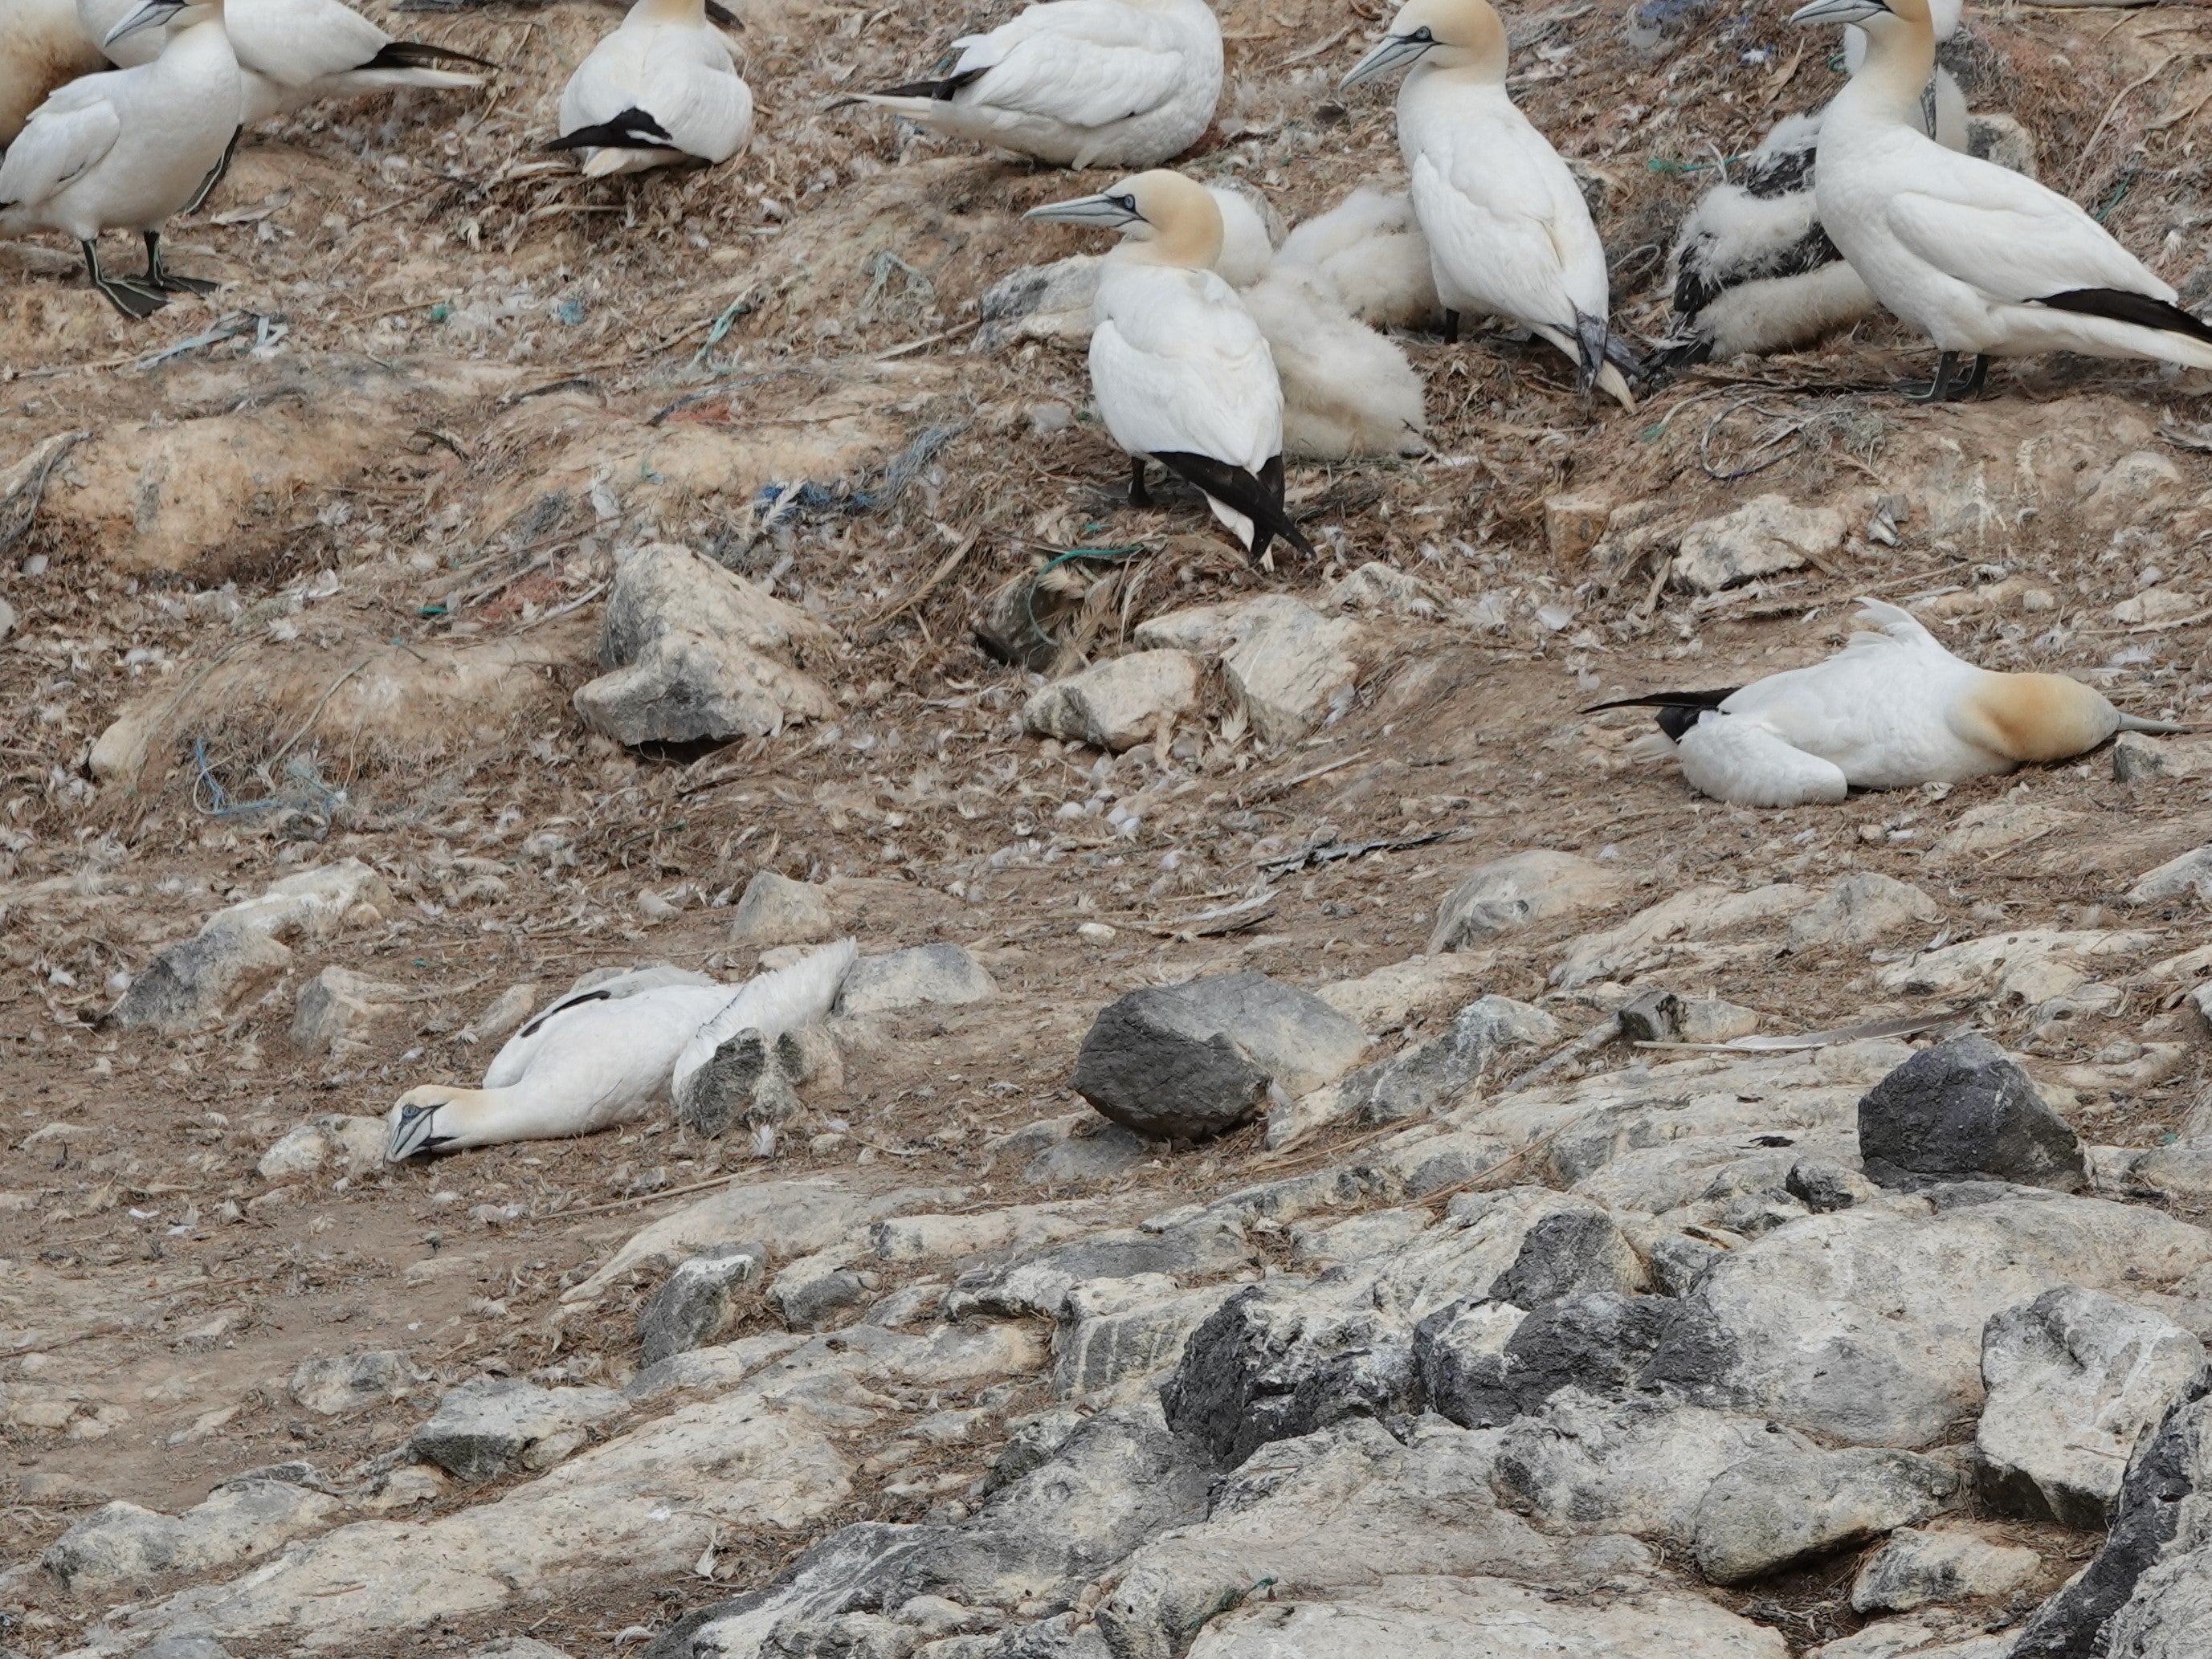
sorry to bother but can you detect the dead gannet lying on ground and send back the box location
[1028,169,1314,564]
[1343,0,1640,407]
[386,941,855,1160]
[4,0,106,150]
[1656,0,1969,370]
[1593,598,2185,807]
[854,0,1222,169]
[550,0,752,177]
[0,0,240,316]
[1798,0,2212,399]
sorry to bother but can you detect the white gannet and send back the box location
[1241,263,1428,459]
[1797,0,2212,399]
[5,0,107,151]
[550,0,753,178]
[386,943,854,1160]
[481,962,720,1090]
[1274,184,1443,330]
[1659,2,1969,369]
[1342,0,1639,408]
[671,938,856,1103]
[1591,597,2185,808]
[1027,169,1314,563]
[854,0,1222,169]
[81,0,491,127]
[0,0,241,317]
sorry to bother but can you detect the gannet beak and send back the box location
[1341,34,1434,89]
[1788,0,1888,26]
[1026,192,1145,230]
[2116,713,2194,736]
[385,1099,453,1162]
[104,0,185,46]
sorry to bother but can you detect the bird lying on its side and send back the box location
[3,0,107,150]
[1028,169,1315,565]
[1591,598,2185,808]
[385,940,855,1160]
[853,0,1222,170]
[551,0,752,177]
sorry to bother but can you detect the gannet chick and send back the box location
[5,0,106,150]
[1274,185,1443,330]
[1592,597,2185,808]
[1798,0,2212,398]
[550,0,753,177]
[855,0,1222,169]
[0,0,241,318]
[1659,2,1969,369]
[386,944,853,1160]
[1206,181,1278,289]
[82,0,492,127]
[1239,265,1427,459]
[1343,0,1639,409]
[1028,170,1314,564]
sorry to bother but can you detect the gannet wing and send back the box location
[226,0,391,85]
[952,2,1192,126]
[1410,135,1606,329]
[0,84,120,210]
[638,55,753,161]
[1884,178,2173,308]
[483,964,718,1087]
[1089,271,1280,472]
[1677,714,1851,808]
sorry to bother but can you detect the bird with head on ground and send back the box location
[849,0,1222,170]
[1341,0,1641,409]
[1026,169,1316,568]
[549,0,753,179]
[1795,0,2212,401]
[1590,597,2187,808]
[1,0,241,317]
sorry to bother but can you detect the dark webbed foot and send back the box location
[83,239,166,318]
[142,231,218,296]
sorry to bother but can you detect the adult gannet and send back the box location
[1274,185,1443,330]
[80,0,492,127]
[1028,170,1314,563]
[4,0,107,151]
[550,0,753,177]
[386,942,855,1160]
[0,0,241,318]
[1658,2,1969,369]
[1798,0,2212,399]
[1592,598,2185,808]
[1342,0,1639,408]
[854,0,1222,169]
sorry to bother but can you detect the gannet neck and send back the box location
[631,0,707,22]
[1954,672,2121,764]
[1412,1,1506,84]
[1833,4,1937,126]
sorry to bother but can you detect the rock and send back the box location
[728,870,838,948]
[944,1221,1251,1322]
[43,1480,340,1590]
[1053,1278,1239,1400]
[1545,491,1616,560]
[2129,844,2212,906]
[1310,954,1496,1031]
[462,983,538,1046]
[1967,111,2036,173]
[1489,1209,1647,1307]
[1677,996,1760,1044]
[289,966,412,1056]
[2082,450,2184,526]
[575,630,835,746]
[1552,882,1818,989]
[1418,1292,1670,1429]
[410,1379,625,1482]
[1616,987,1683,1042]
[1275,996,1557,1147]
[1851,1525,2043,1614]
[1133,597,1363,748]
[288,1350,418,1416]
[638,1245,768,1368]
[257,1115,388,1181]
[835,944,995,1017]
[1022,651,1201,752]
[993,1115,1150,1184]
[976,254,1102,350]
[0,597,15,643]
[770,1252,872,1329]
[1427,850,1630,953]
[1693,1447,1961,1584]
[1673,494,1849,594]
[1790,871,1943,950]
[472,1641,577,1659]
[138,1639,238,1659]
[1786,1157,1875,1213]
[1073,972,1368,1142]
[2116,730,2175,783]
[1857,1035,2087,1192]
[1875,924,2151,1004]
[1976,1286,2204,1527]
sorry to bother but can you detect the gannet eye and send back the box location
[1407,26,1435,42]
[1114,194,1139,214]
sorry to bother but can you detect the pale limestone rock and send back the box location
[1673,495,1849,594]
[1023,650,1202,752]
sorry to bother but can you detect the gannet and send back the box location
[480,963,720,1090]
[1592,598,2185,808]
[1798,0,2212,398]
[4,0,106,150]
[386,942,854,1160]
[80,0,491,127]
[671,938,856,1103]
[1028,170,1314,563]
[550,0,753,177]
[1659,3,1969,369]
[1342,0,1639,408]
[0,0,241,318]
[1241,263,1428,459]
[854,0,1222,169]
[1275,185,1443,330]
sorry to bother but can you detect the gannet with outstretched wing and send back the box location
[550,0,752,177]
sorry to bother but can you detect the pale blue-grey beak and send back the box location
[1025,193,1145,230]
[385,1101,448,1161]
[105,0,185,46]
[1341,33,1435,89]
[1788,0,1889,26]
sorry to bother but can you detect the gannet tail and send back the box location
[1582,688,1741,741]
[364,41,497,75]
[1151,450,1316,563]
[546,107,676,154]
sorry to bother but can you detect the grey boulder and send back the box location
[43,1480,339,1591]
[1857,1035,2086,1192]
[1320,996,1559,1129]
[638,1245,768,1367]
[1693,1446,1961,1584]
[1851,1525,2042,1614]
[835,944,996,1017]
[410,1378,625,1483]
[1427,850,1629,953]
[288,1349,418,1416]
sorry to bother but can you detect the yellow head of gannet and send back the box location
[1025,168,1226,271]
[1341,0,1507,89]
[386,1084,479,1161]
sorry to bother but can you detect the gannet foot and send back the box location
[81,241,167,320]
[1128,455,1153,508]
[1442,308,1460,346]
[141,233,218,296]
[1896,350,1990,403]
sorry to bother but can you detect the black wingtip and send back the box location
[2037,287,2212,349]
[545,107,677,153]
[1580,689,1742,719]
[1150,450,1316,564]
[364,39,497,74]
[869,66,987,103]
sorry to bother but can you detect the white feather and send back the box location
[1206,181,1279,290]
[1275,185,1443,329]
[482,964,720,1090]
[671,938,857,1100]
[1239,265,1426,460]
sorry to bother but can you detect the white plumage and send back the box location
[482,963,721,1090]
[555,0,752,178]
[4,0,106,149]
[671,939,857,1102]
[1275,185,1443,330]
[1239,264,1428,460]
[1344,0,1635,407]
[1800,0,2212,395]
[856,0,1222,169]
[2,0,240,316]
[1206,181,1279,290]
[1603,598,2181,808]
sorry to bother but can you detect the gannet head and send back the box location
[386,1086,467,1162]
[1790,0,1929,34]
[1954,673,2185,765]
[1342,0,1507,88]
[104,0,188,44]
[1026,170,1225,271]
